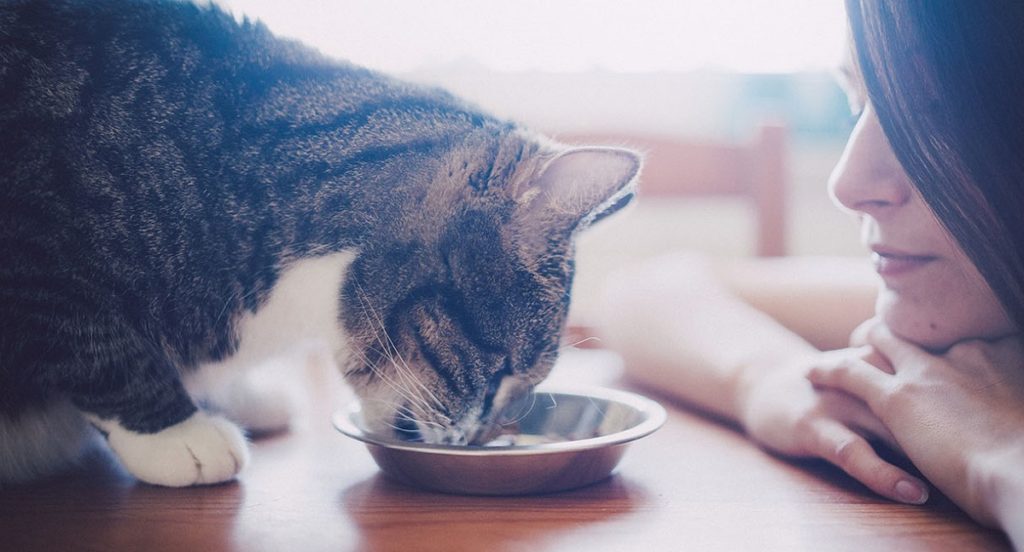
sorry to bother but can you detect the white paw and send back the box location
[97,412,250,487]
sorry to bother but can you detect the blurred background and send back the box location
[218,0,868,323]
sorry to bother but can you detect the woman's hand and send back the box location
[600,253,927,504]
[737,349,928,504]
[807,319,1024,526]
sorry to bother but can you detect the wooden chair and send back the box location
[556,123,788,257]
[556,123,789,348]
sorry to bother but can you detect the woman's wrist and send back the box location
[733,351,816,430]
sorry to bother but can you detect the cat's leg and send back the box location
[198,356,301,435]
[59,320,250,487]
[0,400,98,484]
[192,345,335,435]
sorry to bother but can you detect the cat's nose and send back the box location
[465,375,532,445]
[440,428,468,445]
[481,360,513,415]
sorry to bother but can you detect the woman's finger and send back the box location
[817,389,901,452]
[848,318,876,347]
[807,357,892,405]
[808,418,928,505]
[857,345,895,374]
[865,323,932,370]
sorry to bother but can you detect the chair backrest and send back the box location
[555,123,788,256]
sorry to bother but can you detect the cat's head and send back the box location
[339,129,640,444]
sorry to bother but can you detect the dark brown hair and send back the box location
[846,0,1024,331]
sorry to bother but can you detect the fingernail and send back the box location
[895,480,928,504]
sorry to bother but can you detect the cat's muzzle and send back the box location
[390,376,533,446]
[463,376,534,446]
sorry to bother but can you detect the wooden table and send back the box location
[0,349,1011,552]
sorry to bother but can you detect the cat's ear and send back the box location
[515,147,641,233]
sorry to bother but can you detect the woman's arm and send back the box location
[716,255,878,351]
[596,253,877,420]
[596,254,818,421]
[594,254,928,504]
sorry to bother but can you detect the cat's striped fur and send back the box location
[0,0,640,486]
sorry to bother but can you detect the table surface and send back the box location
[0,349,1011,552]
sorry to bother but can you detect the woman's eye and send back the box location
[843,94,869,128]
[847,105,865,126]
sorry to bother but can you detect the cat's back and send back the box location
[0,0,233,203]
[0,0,501,363]
[1,0,332,235]
[0,0,476,202]
[1,0,240,121]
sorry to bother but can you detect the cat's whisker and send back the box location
[378,353,445,422]
[357,342,449,427]
[352,286,433,396]
[213,285,261,326]
[394,410,445,430]
[352,283,447,415]
[360,320,441,416]
[500,390,539,427]
[388,359,449,422]
[382,344,447,415]
[347,343,433,418]
[359,398,445,431]
[346,292,438,416]
[559,335,602,350]
[352,347,436,416]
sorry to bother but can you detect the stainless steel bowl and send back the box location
[332,386,667,495]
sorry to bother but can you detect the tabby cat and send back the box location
[0,0,640,487]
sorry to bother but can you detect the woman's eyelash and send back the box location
[844,99,865,125]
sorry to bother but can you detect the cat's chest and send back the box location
[186,250,357,393]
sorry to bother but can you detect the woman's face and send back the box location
[828,102,1015,350]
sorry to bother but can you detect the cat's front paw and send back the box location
[100,412,250,487]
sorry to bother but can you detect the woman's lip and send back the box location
[871,251,937,277]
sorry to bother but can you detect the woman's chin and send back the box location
[877,291,1018,353]
[877,300,959,352]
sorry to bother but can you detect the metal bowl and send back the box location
[332,386,667,495]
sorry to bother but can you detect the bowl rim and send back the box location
[331,385,667,457]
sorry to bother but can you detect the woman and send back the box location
[596,1,1024,547]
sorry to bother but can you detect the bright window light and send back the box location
[217,0,849,74]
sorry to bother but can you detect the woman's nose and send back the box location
[827,103,912,217]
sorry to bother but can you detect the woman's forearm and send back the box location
[596,256,819,423]
[717,256,877,351]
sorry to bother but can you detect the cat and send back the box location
[0,0,640,487]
